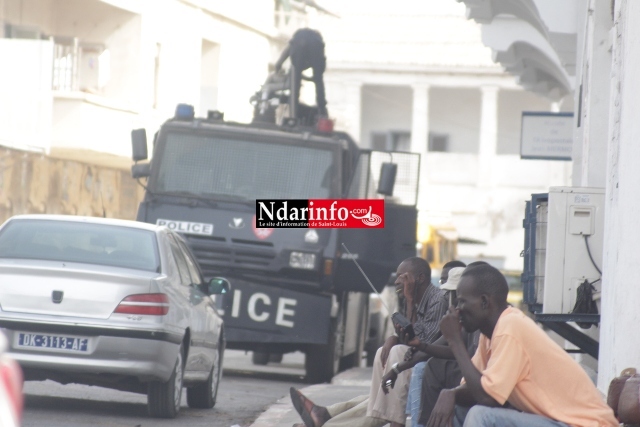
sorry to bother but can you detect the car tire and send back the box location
[187,339,224,409]
[252,351,270,365]
[148,344,184,418]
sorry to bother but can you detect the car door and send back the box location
[175,237,221,372]
[167,234,209,374]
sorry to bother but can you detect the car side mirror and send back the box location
[377,162,397,196]
[207,277,231,295]
[132,128,148,161]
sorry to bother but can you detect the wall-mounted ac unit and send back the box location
[543,187,604,314]
[522,187,604,359]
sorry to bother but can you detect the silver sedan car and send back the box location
[0,215,228,418]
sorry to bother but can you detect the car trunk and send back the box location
[0,261,155,320]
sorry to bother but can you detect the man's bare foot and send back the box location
[290,387,332,427]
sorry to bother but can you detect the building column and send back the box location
[598,0,640,392]
[478,86,499,188]
[411,84,429,210]
[344,82,363,144]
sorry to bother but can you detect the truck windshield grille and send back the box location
[185,235,276,275]
[155,132,335,201]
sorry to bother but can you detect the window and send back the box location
[176,238,202,286]
[0,219,159,272]
[156,132,337,200]
[428,133,449,152]
[168,236,192,286]
[371,132,387,151]
[370,131,411,152]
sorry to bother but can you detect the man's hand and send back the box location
[380,335,399,368]
[380,370,398,394]
[440,306,463,344]
[407,336,422,349]
[427,388,457,427]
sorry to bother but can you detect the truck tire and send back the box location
[187,338,223,409]
[148,344,184,418]
[252,351,270,365]
[340,297,368,371]
[269,353,283,363]
[366,348,377,367]
[305,320,341,384]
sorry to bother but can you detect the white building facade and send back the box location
[0,0,282,161]
[310,1,572,270]
[455,0,640,392]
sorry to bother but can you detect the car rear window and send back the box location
[0,219,160,272]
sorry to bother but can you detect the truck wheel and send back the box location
[340,295,368,370]
[252,351,270,365]
[366,349,376,367]
[187,339,224,409]
[148,344,184,418]
[269,353,283,363]
[305,320,341,384]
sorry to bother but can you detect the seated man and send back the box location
[403,261,467,427]
[428,264,618,427]
[290,257,447,427]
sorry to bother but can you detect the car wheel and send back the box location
[252,351,270,365]
[148,344,184,418]
[187,339,224,409]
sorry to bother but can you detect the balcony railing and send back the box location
[52,37,79,91]
[52,37,105,93]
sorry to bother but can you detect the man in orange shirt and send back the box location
[427,264,618,427]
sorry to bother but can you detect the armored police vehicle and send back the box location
[130,73,419,383]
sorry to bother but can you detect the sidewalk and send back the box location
[250,367,373,427]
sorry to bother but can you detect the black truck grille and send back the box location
[185,235,277,276]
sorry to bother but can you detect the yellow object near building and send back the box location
[417,221,458,271]
[417,220,525,312]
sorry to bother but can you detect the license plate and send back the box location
[16,333,89,352]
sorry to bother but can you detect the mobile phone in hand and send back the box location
[391,312,415,340]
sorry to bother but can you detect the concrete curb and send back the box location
[250,367,373,427]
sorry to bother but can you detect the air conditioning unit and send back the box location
[522,187,604,359]
[542,187,604,314]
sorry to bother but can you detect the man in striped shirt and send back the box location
[290,257,448,427]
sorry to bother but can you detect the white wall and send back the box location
[497,90,553,155]
[429,87,481,153]
[0,39,53,152]
[598,0,640,392]
[361,85,412,148]
[52,95,137,157]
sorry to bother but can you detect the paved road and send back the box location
[22,350,308,427]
